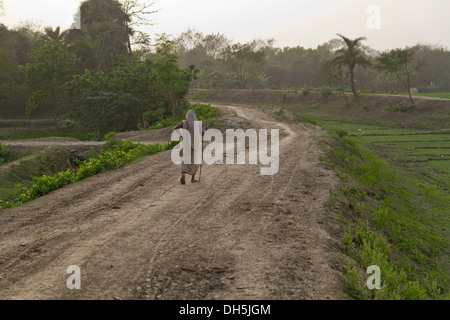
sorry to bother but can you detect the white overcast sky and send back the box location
[1,0,449,51]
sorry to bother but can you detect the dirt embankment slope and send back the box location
[0,104,342,300]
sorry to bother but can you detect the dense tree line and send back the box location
[0,0,195,135]
[173,29,450,95]
[1,1,450,125]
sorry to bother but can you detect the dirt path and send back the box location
[0,104,342,300]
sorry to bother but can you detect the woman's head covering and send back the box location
[185,109,198,129]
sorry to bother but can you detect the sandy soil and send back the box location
[0,104,342,300]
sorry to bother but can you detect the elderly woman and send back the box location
[174,110,206,185]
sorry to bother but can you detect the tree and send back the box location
[19,41,73,127]
[120,0,158,66]
[220,42,266,88]
[67,48,197,133]
[0,46,16,102]
[203,33,230,59]
[71,33,101,71]
[153,34,198,119]
[174,28,205,55]
[69,0,131,71]
[42,26,68,43]
[332,34,371,99]
[412,44,450,91]
[75,0,157,69]
[375,48,424,106]
[0,23,46,117]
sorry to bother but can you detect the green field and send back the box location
[299,114,450,299]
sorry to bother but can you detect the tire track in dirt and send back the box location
[0,104,342,300]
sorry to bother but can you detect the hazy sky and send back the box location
[1,0,449,51]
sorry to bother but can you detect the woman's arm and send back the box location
[174,121,184,130]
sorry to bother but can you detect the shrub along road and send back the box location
[0,105,342,300]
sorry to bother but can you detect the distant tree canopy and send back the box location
[375,48,424,105]
[63,34,196,134]
[19,41,73,127]
[1,9,450,125]
[0,0,196,134]
[172,28,450,94]
[66,60,194,134]
[71,0,132,71]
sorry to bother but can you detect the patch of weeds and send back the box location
[335,130,349,139]
[103,131,117,141]
[275,108,286,117]
[393,104,416,113]
[300,115,318,126]
[301,86,312,96]
[0,142,13,165]
[38,148,73,175]
[319,86,333,98]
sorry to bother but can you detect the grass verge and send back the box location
[318,126,449,300]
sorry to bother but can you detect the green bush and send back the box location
[103,132,117,141]
[301,87,311,96]
[0,142,13,165]
[335,129,349,138]
[190,103,221,120]
[149,103,220,130]
[393,104,416,113]
[67,58,196,134]
[319,86,333,97]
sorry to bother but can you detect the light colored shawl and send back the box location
[181,110,201,175]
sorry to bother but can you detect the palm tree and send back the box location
[71,35,101,71]
[79,0,131,69]
[332,34,371,99]
[42,26,69,43]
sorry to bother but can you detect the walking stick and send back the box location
[198,124,206,183]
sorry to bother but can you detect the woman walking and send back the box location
[174,110,206,184]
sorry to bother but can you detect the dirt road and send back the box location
[0,104,342,300]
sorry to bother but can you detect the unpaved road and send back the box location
[0,104,342,300]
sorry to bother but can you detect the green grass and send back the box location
[313,117,450,300]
